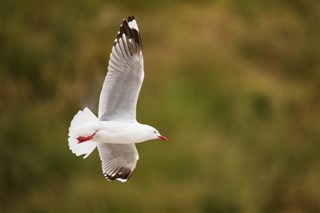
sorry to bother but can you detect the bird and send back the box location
[68,16,168,182]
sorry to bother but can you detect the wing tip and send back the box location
[127,15,139,32]
[104,167,134,182]
[128,16,135,22]
[113,16,142,50]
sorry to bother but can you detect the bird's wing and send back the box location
[97,143,139,182]
[98,16,144,122]
[97,16,142,182]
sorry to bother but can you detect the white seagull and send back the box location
[68,16,168,182]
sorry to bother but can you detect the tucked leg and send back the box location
[77,132,96,144]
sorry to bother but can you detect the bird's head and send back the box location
[143,125,168,141]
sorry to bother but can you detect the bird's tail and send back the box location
[68,107,99,159]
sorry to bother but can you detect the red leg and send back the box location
[77,132,96,144]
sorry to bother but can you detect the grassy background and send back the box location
[1,1,319,212]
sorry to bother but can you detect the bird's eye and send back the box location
[153,130,157,134]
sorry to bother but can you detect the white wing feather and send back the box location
[97,16,143,182]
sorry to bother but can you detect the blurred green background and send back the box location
[1,1,319,212]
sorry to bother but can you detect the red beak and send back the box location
[158,135,168,141]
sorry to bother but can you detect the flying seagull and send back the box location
[68,16,168,182]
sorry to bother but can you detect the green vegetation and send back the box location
[2,1,319,212]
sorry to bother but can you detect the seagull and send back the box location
[68,16,168,182]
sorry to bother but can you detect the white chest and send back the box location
[93,121,148,144]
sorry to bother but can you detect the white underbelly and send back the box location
[93,121,144,144]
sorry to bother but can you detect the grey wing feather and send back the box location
[97,16,142,182]
[99,17,143,122]
[97,143,139,182]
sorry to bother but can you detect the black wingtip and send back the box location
[104,167,133,182]
[113,16,142,51]
[128,16,135,22]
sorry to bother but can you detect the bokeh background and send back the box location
[2,1,319,212]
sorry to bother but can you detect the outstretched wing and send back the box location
[97,143,139,182]
[97,16,142,182]
[98,16,143,122]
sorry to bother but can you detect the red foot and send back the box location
[77,132,96,144]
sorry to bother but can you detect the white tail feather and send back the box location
[68,107,99,159]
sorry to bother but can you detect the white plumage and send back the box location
[68,16,168,182]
